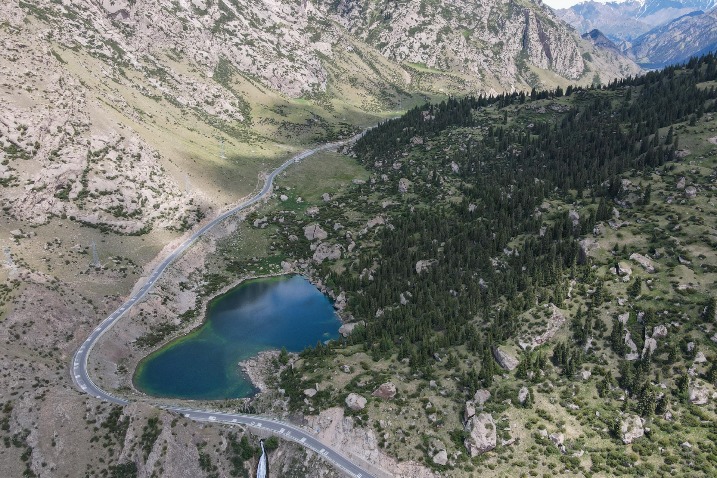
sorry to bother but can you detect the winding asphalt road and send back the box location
[71,132,378,478]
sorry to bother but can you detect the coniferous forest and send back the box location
[270,55,717,476]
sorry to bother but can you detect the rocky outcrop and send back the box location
[621,414,645,444]
[518,386,530,404]
[464,413,497,456]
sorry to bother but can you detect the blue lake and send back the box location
[133,274,341,400]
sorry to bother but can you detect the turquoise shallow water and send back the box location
[134,275,340,400]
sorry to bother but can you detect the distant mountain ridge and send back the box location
[626,8,717,67]
[557,0,716,41]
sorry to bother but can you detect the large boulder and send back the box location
[652,325,668,339]
[345,393,367,411]
[304,223,328,241]
[338,322,357,337]
[620,414,645,444]
[474,389,491,406]
[372,382,397,400]
[689,381,709,405]
[464,413,497,456]
[629,253,655,273]
[493,346,519,371]
[313,242,341,263]
[464,401,476,422]
[415,259,437,274]
[432,449,448,466]
[518,386,530,404]
[642,337,657,358]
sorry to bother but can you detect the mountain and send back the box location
[556,0,717,41]
[582,28,623,52]
[627,9,717,67]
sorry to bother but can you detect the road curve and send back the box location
[71,132,377,478]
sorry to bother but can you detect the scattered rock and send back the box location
[340,365,351,373]
[372,382,397,400]
[621,414,645,444]
[345,393,367,411]
[694,351,707,363]
[280,194,289,201]
[685,186,697,199]
[464,413,496,457]
[9,229,24,238]
[304,223,328,241]
[322,192,331,202]
[580,370,592,380]
[493,346,519,371]
[304,388,317,397]
[398,178,410,194]
[306,206,320,217]
[676,177,686,190]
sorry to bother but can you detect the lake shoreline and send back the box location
[133,273,342,400]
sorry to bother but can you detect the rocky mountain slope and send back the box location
[321,0,639,90]
[0,0,640,238]
[626,9,717,67]
[557,0,716,41]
